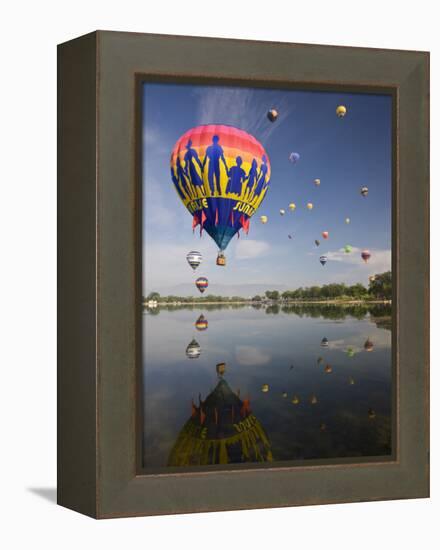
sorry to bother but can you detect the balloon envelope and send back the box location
[361,250,371,263]
[336,105,347,117]
[186,250,202,270]
[322,231,329,239]
[267,109,278,122]
[307,203,313,210]
[195,277,209,293]
[260,215,268,224]
[288,152,300,164]
[361,186,369,197]
[171,124,271,253]
[314,179,321,186]
[320,255,327,266]
[288,203,296,211]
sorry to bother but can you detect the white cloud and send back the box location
[235,239,270,260]
[324,247,391,272]
[235,345,271,366]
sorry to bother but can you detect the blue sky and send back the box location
[142,82,392,297]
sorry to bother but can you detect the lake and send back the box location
[142,303,393,471]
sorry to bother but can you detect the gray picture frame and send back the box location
[58,30,429,518]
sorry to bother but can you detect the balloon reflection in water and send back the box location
[195,314,208,331]
[167,376,273,466]
[185,339,201,359]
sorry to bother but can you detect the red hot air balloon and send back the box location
[361,250,371,263]
[195,277,209,294]
[322,231,329,239]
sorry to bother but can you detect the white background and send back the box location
[0,1,437,548]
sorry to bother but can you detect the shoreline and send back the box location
[143,299,392,307]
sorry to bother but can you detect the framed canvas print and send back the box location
[58,31,429,518]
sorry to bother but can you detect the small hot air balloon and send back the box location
[315,239,320,247]
[344,245,353,254]
[310,394,318,405]
[186,250,202,270]
[261,384,269,393]
[322,231,329,239]
[186,339,201,359]
[314,179,321,186]
[349,376,355,385]
[288,152,300,164]
[195,314,208,331]
[346,347,355,358]
[279,209,285,216]
[320,255,328,266]
[321,337,329,347]
[317,356,324,365]
[364,338,374,352]
[361,250,371,263]
[195,277,209,294]
[288,234,293,240]
[369,275,376,283]
[260,215,268,224]
[324,364,333,374]
[360,186,369,197]
[267,108,278,122]
[306,202,314,210]
[368,408,376,420]
[282,391,288,399]
[345,217,351,224]
[216,362,226,377]
[291,395,300,405]
[288,203,296,211]
[336,105,347,118]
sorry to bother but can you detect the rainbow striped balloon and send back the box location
[170,124,271,254]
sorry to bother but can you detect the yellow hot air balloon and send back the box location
[291,395,300,405]
[260,215,268,224]
[261,384,269,393]
[306,202,313,210]
[314,179,321,186]
[336,105,347,118]
[288,203,296,211]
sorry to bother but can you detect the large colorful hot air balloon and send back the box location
[195,277,209,293]
[361,250,371,263]
[186,250,202,270]
[171,125,271,265]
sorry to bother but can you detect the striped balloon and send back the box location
[186,250,202,270]
[195,277,209,294]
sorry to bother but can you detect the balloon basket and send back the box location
[216,253,226,267]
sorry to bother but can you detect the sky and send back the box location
[142,82,392,297]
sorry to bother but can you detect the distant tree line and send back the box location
[143,271,392,304]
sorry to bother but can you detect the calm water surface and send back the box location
[142,304,392,470]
